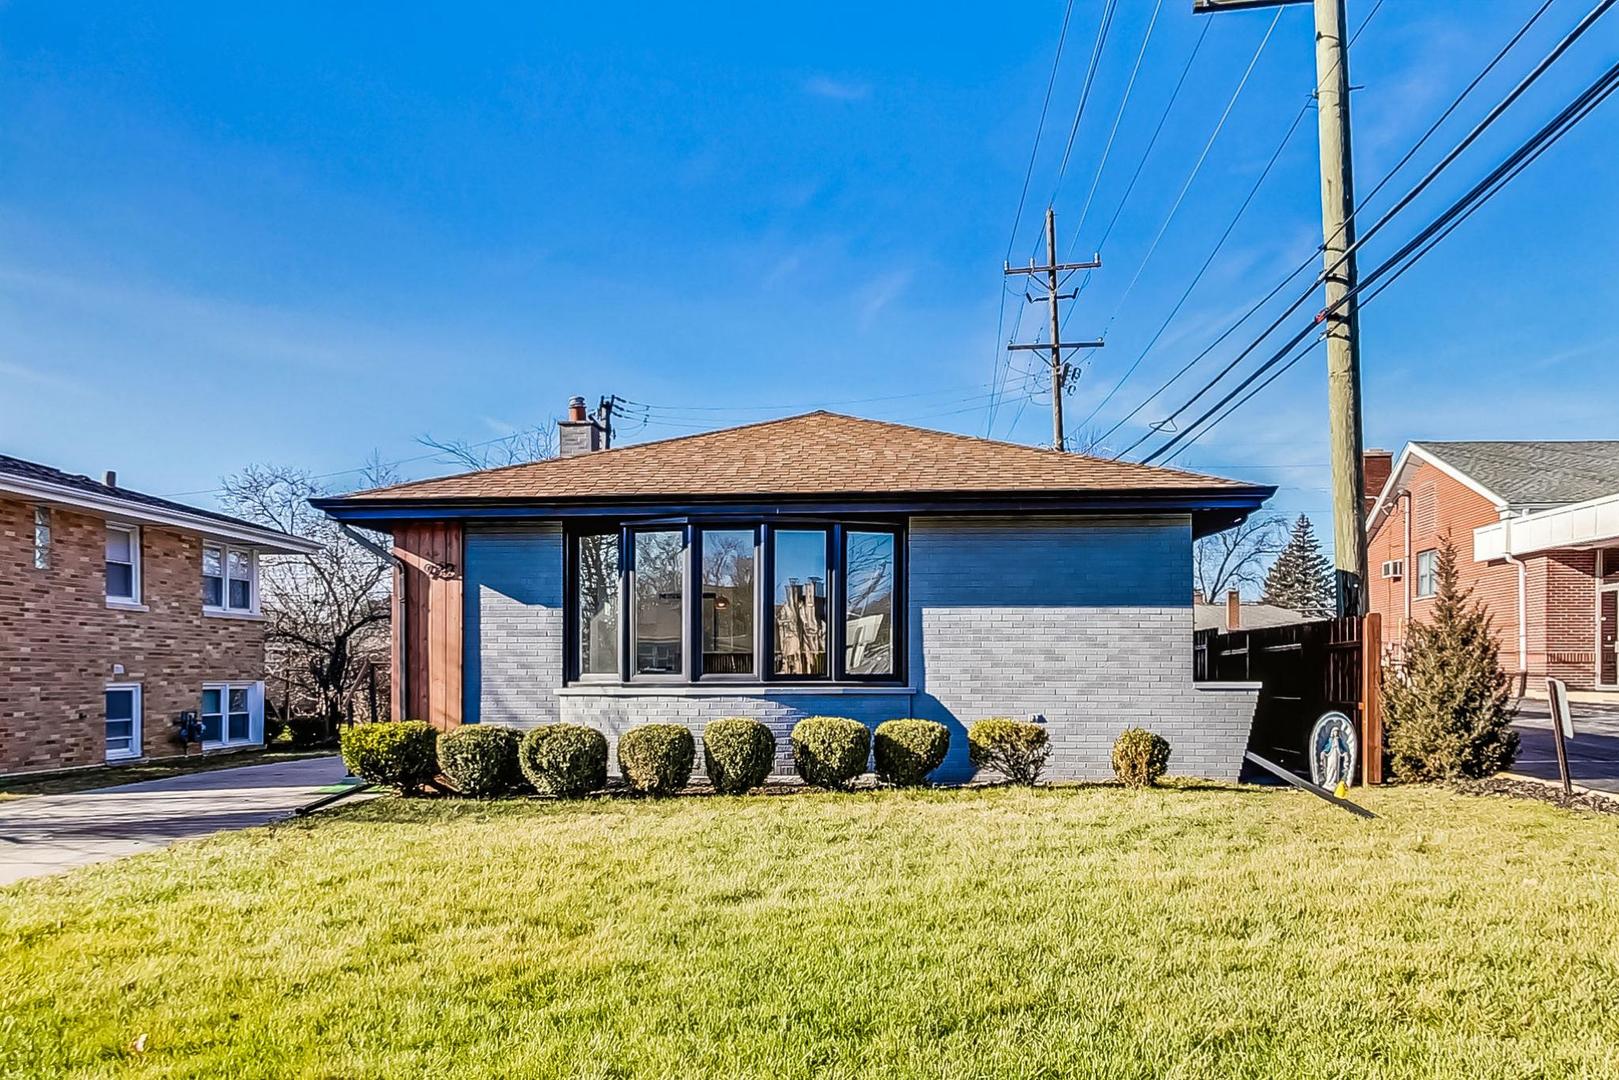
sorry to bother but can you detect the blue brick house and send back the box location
[314,408,1273,781]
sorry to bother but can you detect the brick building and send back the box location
[1365,441,1619,695]
[1,455,318,776]
[314,406,1275,782]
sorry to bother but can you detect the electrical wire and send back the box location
[1069,0,1165,249]
[1103,0,1615,453]
[1049,0,1123,203]
[1138,57,1619,465]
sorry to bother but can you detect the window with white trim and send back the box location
[203,544,257,613]
[201,682,263,747]
[106,524,140,603]
[33,506,50,570]
[105,684,142,761]
[1415,548,1438,599]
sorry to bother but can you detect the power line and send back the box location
[1103,0,1614,453]
[1139,56,1619,465]
[1099,8,1284,330]
[1048,0,1123,203]
[1069,0,1166,248]
[988,0,1080,434]
[1075,93,1308,434]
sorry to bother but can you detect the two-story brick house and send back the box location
[1,455,320,776]
[1365,441,1619,696]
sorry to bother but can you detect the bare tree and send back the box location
[417,422,557,471]
[219,457,397,739]
[1193,513,1288,601]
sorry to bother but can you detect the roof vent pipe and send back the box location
[104,470,117,488]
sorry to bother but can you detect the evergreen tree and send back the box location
[1261,514,1334,618]
[1382,537,1518,780]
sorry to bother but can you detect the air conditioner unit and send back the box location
[1381,559,1404,580]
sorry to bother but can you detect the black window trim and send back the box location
[564,515,906,687]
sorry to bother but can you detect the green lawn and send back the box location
[3,784,1617,1078]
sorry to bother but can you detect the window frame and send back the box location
[203,542,259,616]
[32,505,50,570]
[105,683,143,762]
[564,517,906,687]
[105,523,142,605]
[1415,548,1438,599]
[201,681,264,748]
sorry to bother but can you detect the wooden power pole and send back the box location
[1005,208,1103,451]
[1194,0,1368,616]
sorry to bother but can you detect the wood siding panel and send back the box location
[393,522,464,729]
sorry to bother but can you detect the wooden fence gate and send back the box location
[1195,613,1383,784]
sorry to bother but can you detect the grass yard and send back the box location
[3,784,1617,1078]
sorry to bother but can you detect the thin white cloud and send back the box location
[856,269,912,330]
[0,358,83,392]
[803,75,871,102]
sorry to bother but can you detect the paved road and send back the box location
[0,755,353,886]
[1512,700,1619,796]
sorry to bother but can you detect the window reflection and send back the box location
[635,530,685,675]
[577,532,619,676]
[773,530,827,676]
[844,531,895,675]
[701,529,755,675]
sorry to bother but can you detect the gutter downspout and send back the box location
[1399,491,1412,626]
[1501,516,1529,696]
[340,523,407,719]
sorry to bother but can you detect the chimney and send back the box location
[558,395,605,458]
[104,470,117,488]
[1192,588,1205,606]
[1226,589,1242,632]
[1362,448,1394,512]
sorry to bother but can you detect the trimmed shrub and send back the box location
[790,716,871,790]
[520,724,608,798]
[1112,728,1171,788]
[702,717,776,794]
[618,724,696,796]
[967,718,1050,786]
[873,719,950,787]
[340,720,438,794]
[437,725,522,797]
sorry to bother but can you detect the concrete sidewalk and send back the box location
[0,755,355,886]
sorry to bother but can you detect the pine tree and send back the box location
[1382,537,1518,780]
[1261,514,1334,618]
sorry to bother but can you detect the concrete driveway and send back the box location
[0,755,354,886]
[1512,699,1619,796]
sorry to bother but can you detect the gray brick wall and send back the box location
[462,515,1256,783]
[909,516,1255,781]
[464,525,565,727]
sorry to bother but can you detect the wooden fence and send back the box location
[1195,613,1383,784]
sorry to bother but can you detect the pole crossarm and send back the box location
[1008,341,1106,352]
[1005,258,1103,275]
[1192,0,1308,11]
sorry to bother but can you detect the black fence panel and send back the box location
[1195,617,1363,773]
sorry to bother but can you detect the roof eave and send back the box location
[3,475,322,555]
[312,485,1274,531]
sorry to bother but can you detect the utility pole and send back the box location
[1006,207,1103,451]
[1194,0,1367,616]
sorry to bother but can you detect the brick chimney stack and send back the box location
[558,395,605,458]
[1226,589,1242,632]
[1362,448,1393,512]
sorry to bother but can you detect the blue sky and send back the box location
[1,2,1615,544]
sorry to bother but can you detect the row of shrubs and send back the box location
[341,715,1173,798]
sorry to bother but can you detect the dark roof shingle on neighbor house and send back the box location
[0,452,316,552]
[1416,440,1619,508]
[327,412,1268,506]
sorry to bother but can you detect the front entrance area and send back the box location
[1600,586,1617,689]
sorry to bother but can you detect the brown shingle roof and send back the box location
[332,412,1259,504]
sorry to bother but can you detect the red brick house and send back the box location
[1,455,319,776]
[1366,441,1619,695]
